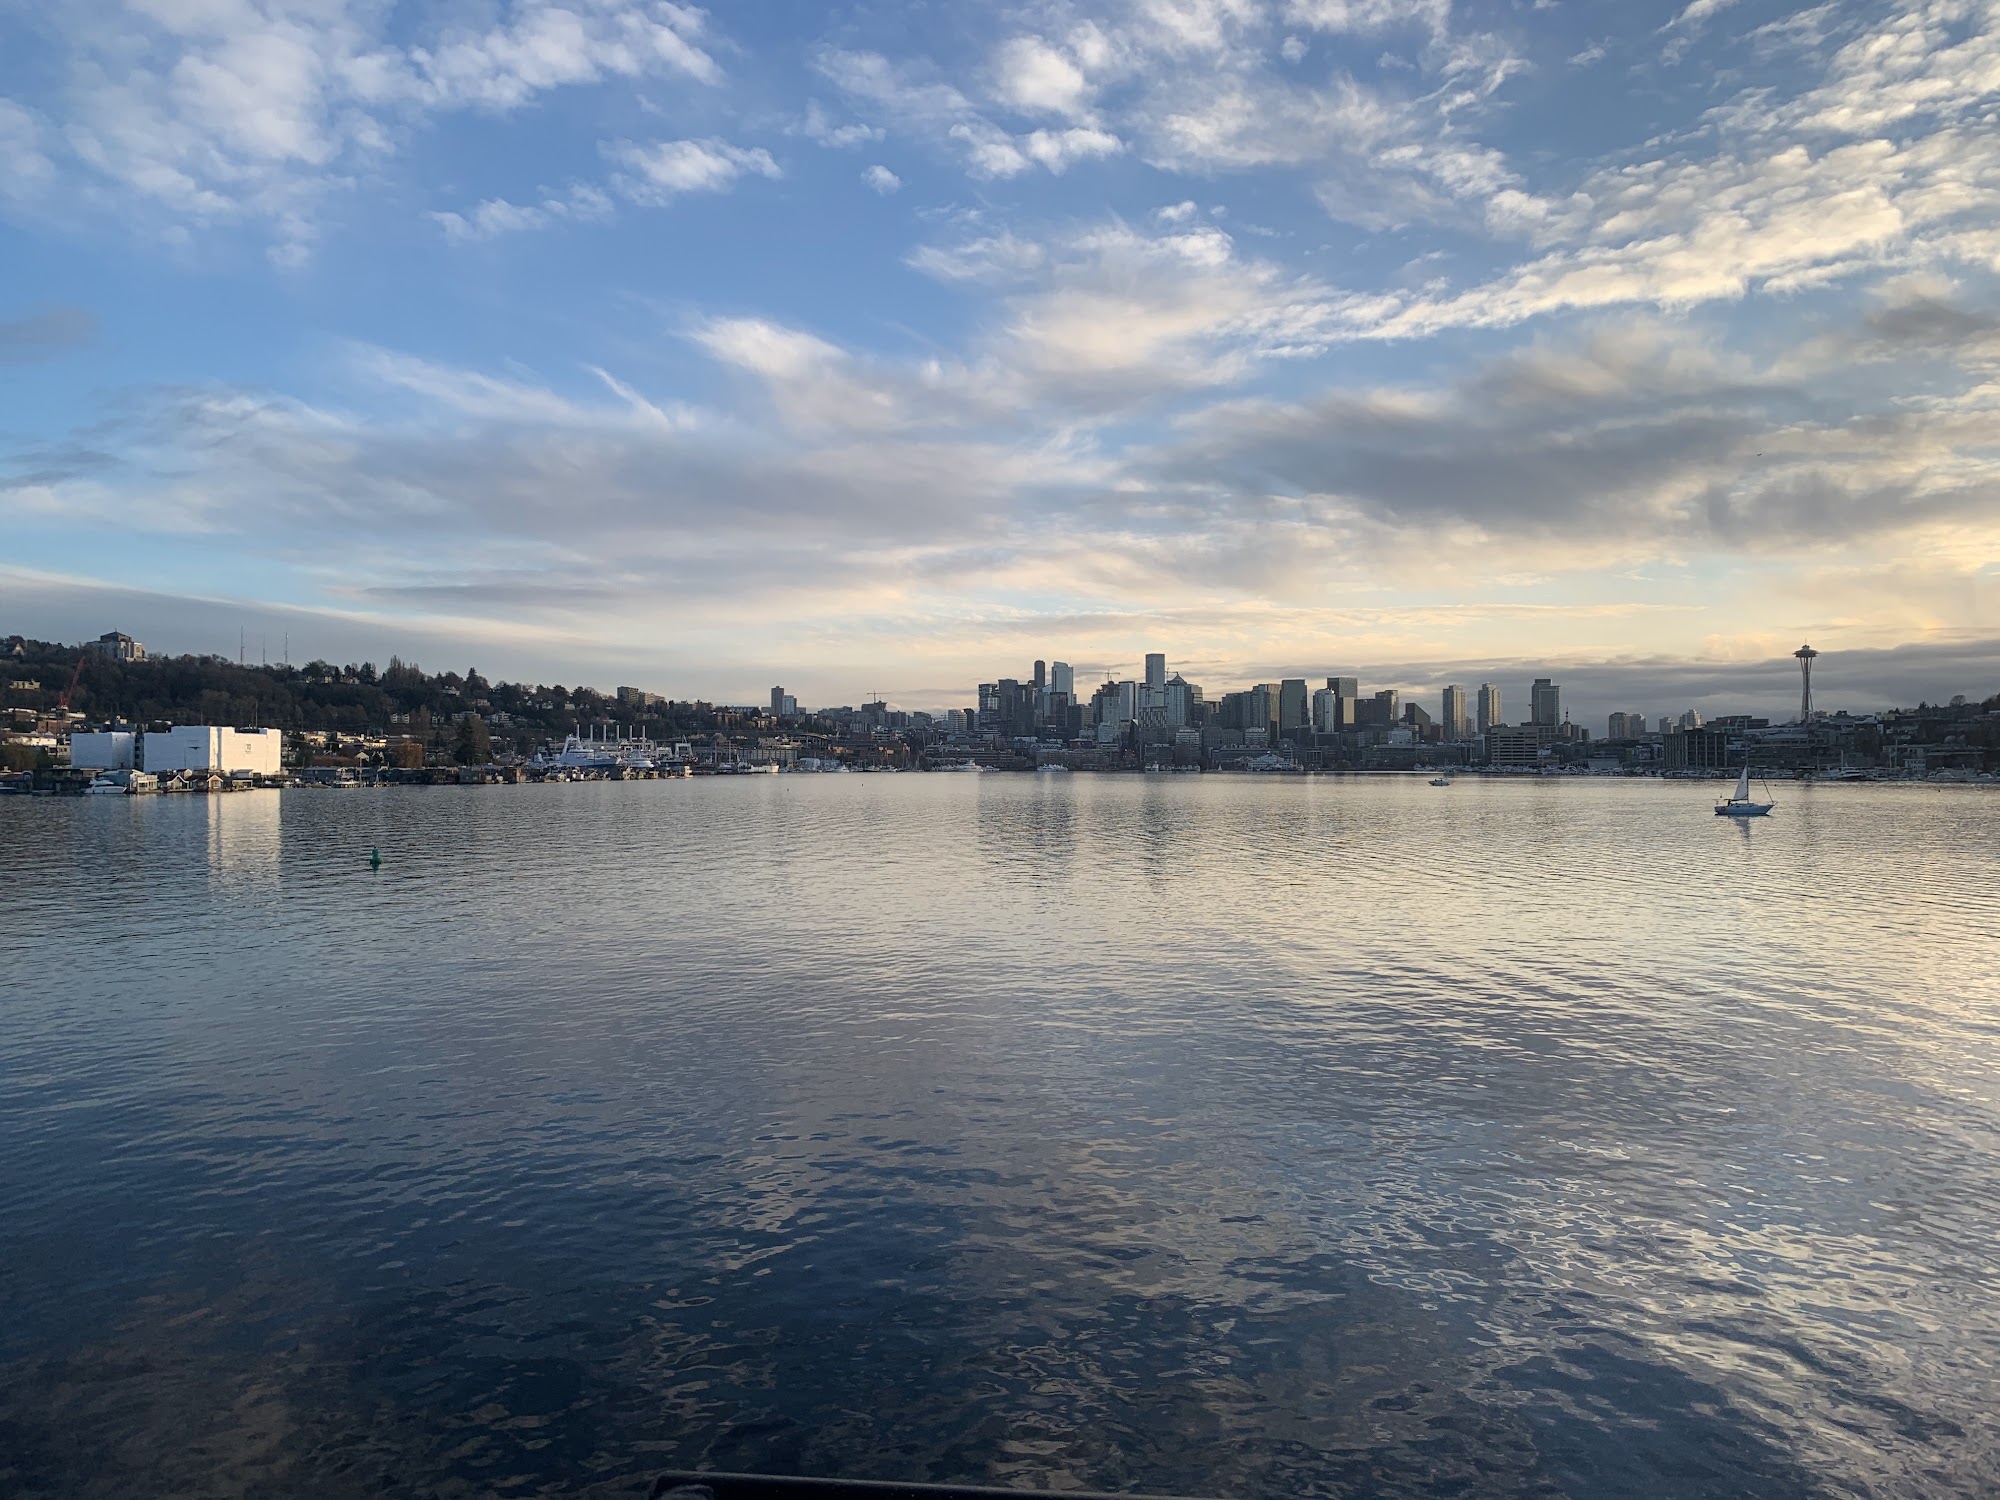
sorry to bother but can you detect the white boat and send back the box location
[1428,775,1452,787]
[537,731,665,773]
[1715,764,1774,817]
[83,773,125,795]
[1036,764,1070,773]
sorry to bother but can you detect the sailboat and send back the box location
[1714,763,1774,817]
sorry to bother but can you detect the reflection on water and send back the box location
[2,777,1998,1499]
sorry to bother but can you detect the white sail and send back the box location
[1733,765,1751,802]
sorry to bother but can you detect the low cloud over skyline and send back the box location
[3,1,1997,711]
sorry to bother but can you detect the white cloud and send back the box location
[409,0,721,106]
[605,138,780,204]
[862,163,901,194]
[796,99,884,148]
[0,100,55,203]
[1285,0,1452,39]
[1666,0,1742,32]
[820,45,1125,180]
[993,36,1095,120]
[432,183,615,241]
[27,0,724,256]
[1021,126,1124,172]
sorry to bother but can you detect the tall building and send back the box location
[1441,685,1467,738]
[1531,678,1561,728]
[1370,688,1399,726]
[770,686,787,716]
[1278,678,1309,733]
[1145,653,1167,691]
[1246,683,1277,736]
[1033,660,1047,693]
[1320,680,1352,732]
[1312,687,1342,733]
[1679,708,1703,730]
[1050,661,1074,698]
[1477,683,1501,733]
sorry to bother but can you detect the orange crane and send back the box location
[55,651,87,714]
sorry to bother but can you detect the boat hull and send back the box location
[1715,804,1774,816]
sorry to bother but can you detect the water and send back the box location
[3,776,1997,1499]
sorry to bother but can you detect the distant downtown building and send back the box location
[1531,678,1562,729]
[1278,678,1309,733]
[1441,684,1468,738]
[1477,683,1501,733]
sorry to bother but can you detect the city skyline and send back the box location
[5,1,2000,704]
[16,622,1992,733]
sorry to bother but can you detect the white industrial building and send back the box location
[69,731,136,770]
[142,726,284,777]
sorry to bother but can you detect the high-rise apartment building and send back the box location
[1531,678,1562,728]
[1441,685,1467,738]
[1311,686,1340,733]
[1477,683,1501,732]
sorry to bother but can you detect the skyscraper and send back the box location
[1278,678,1309,733]
[1311,686,1341,733]
[1325,676,1358,730]
[1145,653,1167,691]
[1441,685,1467,738]
[1033,660,1047,692]
[1531,678,1561,728]
[1050,661,1074,697]
[1477,683,1501,733]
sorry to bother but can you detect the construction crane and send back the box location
[55,651,87,714]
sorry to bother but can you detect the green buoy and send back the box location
[369,846,381,869]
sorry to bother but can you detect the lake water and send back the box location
[3,776,1998,1499]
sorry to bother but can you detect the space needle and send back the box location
[1794,642,1819,722]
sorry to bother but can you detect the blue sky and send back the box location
[3,0,1998,720]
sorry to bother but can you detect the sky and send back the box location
[3,0,1999,724]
